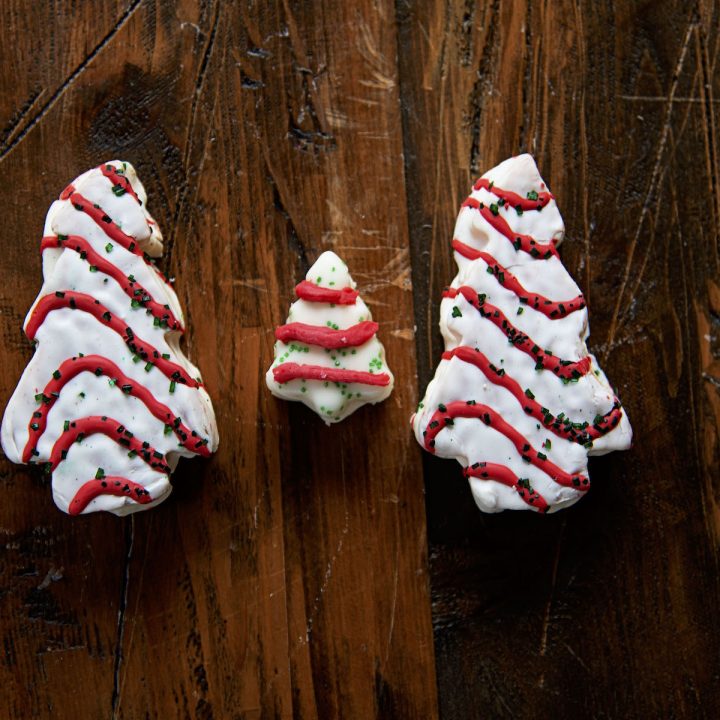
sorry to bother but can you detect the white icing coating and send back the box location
[1,161,219,516]
[412,154,632,513]
[266,251,394,423]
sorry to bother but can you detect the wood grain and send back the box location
[397,0,720,717]
[0,1,436,718]
[1,0,719,717]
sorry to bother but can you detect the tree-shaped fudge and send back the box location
[1,161,219,516]
[266,251,393,423]
[412,155,632,513]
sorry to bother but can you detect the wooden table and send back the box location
[0,1,718,717]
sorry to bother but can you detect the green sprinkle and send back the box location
[169,381,176,394]
[452,306,462,318]
[527,190,539,201]
[105,243,114,253]
[52,370,61,380]
[95,468,105,479]
[89,265,98,273]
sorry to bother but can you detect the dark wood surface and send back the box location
[0,1,718,718]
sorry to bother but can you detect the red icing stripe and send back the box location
[61,185,145,257]
[49,416,170,473]
[472,177,554,211]
[25,292,200,388]
[464,462,549,513]
[275,321,379,349]
[59,185,172,287]
[99,164,141,204]
[273,362,391,387]
[22,354,210,463]
[450,238,585,318]
[443,286,591,380]
[460,197,559,259]
[422,401,589,490]
[68,476,153,516]
[41,235,183,331]
[441,346,622,444]
[295,280,359,305]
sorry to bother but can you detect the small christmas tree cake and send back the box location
[412,155,632,513]
[266,251,394,423]
[1,161,219,516]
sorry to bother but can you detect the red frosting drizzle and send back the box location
[275,321,379,349]
[25,292,200,388]
[473,177,554,211]
[450,238,585,318]
[22,354,210,463]
[68,476,153,516]
[443,286,591,380]
[460,197,559,259]
[422,401,589,490]
[59,184,172,287]
[61,185,146,257]
[41,235,183,331]
[295,280,359,305]
[49,416,170,473]
[273,362,391,387]
[99,164,141,204]
[464,462,549,513]
[441,347,622,444]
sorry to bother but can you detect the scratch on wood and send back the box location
[0,0,145,164]
[111,515,135,718]
[572,1,592,300]
[384,545,400,663]
[304,455,351,642]
[537,518,565,688]
[618,95,720,103]
[37,565,64,590]
[116,514,154,707]
[696,21,720,266]
[357,17,396,91]
[604,19,697,361]
[166,1,222,268]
